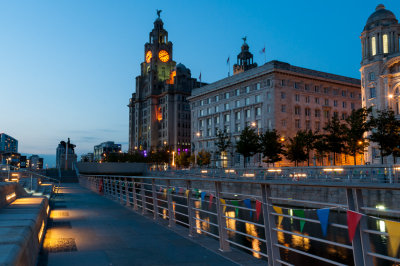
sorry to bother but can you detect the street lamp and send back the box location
[195,132,201,167]
[251,122,261,166]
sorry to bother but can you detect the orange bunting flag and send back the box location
[385,220,400,257]
[220,199,226,213]
[209,194,214,209]
[163,188,167,198]
[346,210,362,242]
[185,189,190,197]
[256,200,262,221]
[273,206,283,226]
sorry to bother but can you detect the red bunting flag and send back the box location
[256,200,262,221]
[347,210,362,242]
[209,194,214,209]
[179,187,184,194]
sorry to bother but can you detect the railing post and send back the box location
[132,179,138,210]
[105,178,110,196]
[112,177,116,200]
[261,184,281,266]
[186,180,195,237]
[152,179,158,220]
[166,179,175,227]
[124,177,128,205]
[215,181,230,252]
[354,189,373,266]
[141,179,146,214]
[118,177,122,203]
[346,188,366,266]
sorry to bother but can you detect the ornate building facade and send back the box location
[189,42,361,167]
[360,4,400,164]
[128,12,202,152]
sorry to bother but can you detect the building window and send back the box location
[294,82,299,89]
[235,89,240,96]
[334,100,338,107]
[369,87,376,98]
[324,110,330,118]
[281,105,286,113]
[305,108,311,116]
[256,107,261,116]
[235,124,241,132]
[315,121,320,130]
[200,100,204,106]
[207,129,211,136]
[245,109,251,118]
[244,86,249,93]
[215,95,220,102]
[341,90,346,97]
[235,100,240,108]
[281,120,286,127]
[215,105,219,112]
[295,94,300,102]
[199,110,204,116]
[383,34,389,54]
[342,102,347,108]
[333,89,339,95]
[294,106,301,115]
[267,92,271,99]
[225,103,230,110]
[207,118,211,126]
[295,119,301,129]
[256,83,261,90]
[324,99,329,106]
[207,98,211,104]
[281,92,286,99]
[267,79,271,86]
[369,72,375,81]
[225,92,230,99]
[350,92,354,98]
[281,80,285,86]
[267,104,271,113]
[207,107,212,114]
[255,95,261,103]
[305,84,310,91]
[245,98,250,105]
[372,36,377,56]
[315,109,321,117]
[214,116,220,124]
[224,114,230,123]
[351,103,355,109]
[314,86,320,93]
[324,87,329,94]
[305,96,310,103]
[235,111,241,120]
[315,97,320,104]
[306,120,311,130]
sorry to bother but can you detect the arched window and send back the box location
[383,34,389,54]
[372,36,377,56]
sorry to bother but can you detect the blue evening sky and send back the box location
[1,1,398,167]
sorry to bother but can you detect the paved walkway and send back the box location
[38,184,237,266]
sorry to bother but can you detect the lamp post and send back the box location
[195,132,200,167]
[251,122,261,167]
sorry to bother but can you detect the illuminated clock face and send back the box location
[145,51,152,63]
[158,50,170,62]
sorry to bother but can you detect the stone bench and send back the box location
[0,193,49,266]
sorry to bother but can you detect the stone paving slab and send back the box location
[40,184,239,266]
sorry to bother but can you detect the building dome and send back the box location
[364,4,398,30]
[176,63,187,70]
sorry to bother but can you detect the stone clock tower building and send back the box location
[360,4,400,164]
[128,11,202,153]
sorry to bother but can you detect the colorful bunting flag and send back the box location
[200,192,206,202]
[244,199,252,218]
[231,200,239,217]
[386,220,400,257]
[159,186,162,192]
[347,210,362,242]
[185,189,190,197]
[163,188,167,198]
[293,209,306,232]
[209,194,214,209]
[317,209,330,237]
[220,199,226,213]
[273,206,283,226]
[179,188,184,194]
[256,200,262,221]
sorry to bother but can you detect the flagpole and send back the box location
[264,44,266,64]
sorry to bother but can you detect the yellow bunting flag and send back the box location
[163,188,167,198]
[185,189,190,197]
[386,220,400,257]
[220,199,226,213]
[273,206,283,226]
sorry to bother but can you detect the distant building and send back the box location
[360,4,400,164]
[0,152,21,167]
[56,138,77,170]
[20,156,27,168]
[189,41,361,167]
[0,133,18,153]
[94,141,121,162]
[128,11,203,153]
[28,155,43,169]
[81,153,94,162]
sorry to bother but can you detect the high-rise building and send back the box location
[56,138,77,170]
[0,133,18,153]
[189,42,361,167]
[94,141,121,162]
[360,4,400,164]
[128,11,202,153]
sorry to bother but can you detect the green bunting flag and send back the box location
[293,209,306,232]
[231,200,239,217]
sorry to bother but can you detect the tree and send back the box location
[285,132,308,166]
[343,107,371,165]
[313,136,329,166]
[197,150,211,167]
[259,129,284,166]
[236,126,259,168]
[176,152,191,168]
[369,109,400,164]
[323,114,346,165]
[298,130,317,166]
[214,130,231,167]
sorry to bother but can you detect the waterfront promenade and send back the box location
[38,184,247,266]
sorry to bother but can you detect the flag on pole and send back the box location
[227,56,230,65]
[199,72,201,83]
[260,46,265,54]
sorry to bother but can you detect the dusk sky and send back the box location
[1,1,399,166]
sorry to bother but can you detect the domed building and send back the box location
[360,4,400,164]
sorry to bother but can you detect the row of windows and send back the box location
[281,81,358,98]
[198,95,262,116]
[281,93,359,104]
[282,105,353,116]
[198,107,262,127]
[199,83,263,106]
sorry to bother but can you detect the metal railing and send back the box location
[80,174,400,266]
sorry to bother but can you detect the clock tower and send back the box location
[129,11,200,153]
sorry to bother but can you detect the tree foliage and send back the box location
[259,129,284,165]
[236,126,259,168]
[285,132,308,166]
[323,114,346,165]
[197,150,211,167]
[214,129,231,167]
[175,152,191,168]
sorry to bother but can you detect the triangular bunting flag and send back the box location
[220,199,226,213]
[179,188,184,194]
[317,209,330,237]
[244,199,252,218]
[159,186,162,192]
[185,189,190,197]
[273,206,283,226]
[347,210,362,242]
[163,188,167,198]
[256,200,262,221]
[386,220,400,257]
[200,192,206,202]
[293,209,306,232]
[209,194,214,209]
[231,200,239,217]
